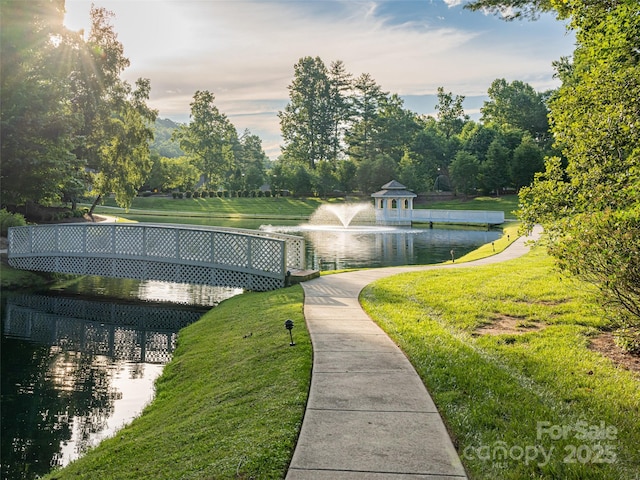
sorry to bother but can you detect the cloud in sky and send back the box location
[64,0,574,157]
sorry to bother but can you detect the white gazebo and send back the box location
[371,180,417,226]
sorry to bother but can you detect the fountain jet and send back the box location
[308,203,376,228]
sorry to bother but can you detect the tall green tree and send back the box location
[90,78,157,211]
[449,151,479,196]
[0,0,83,207]
[80,6,156,214]
[345,73,388,163]
[327,60,353,162]
[481,78,550,145]
[510,134,544,190]
[474,0,640,346]
[279,56,333,169]
[480,138,511,195]
[435,86,469,139]
[172,90,237,189]
[237,129,268,190]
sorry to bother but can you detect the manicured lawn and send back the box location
[0,261,49,290]
[44,287,311,480]
[85,193,520,221]
[421,194,520,219]
[360,247,640,479]
[86,195,338,219]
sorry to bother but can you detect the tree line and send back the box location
[0,0,552,210]
[275,57,553,196]
[0,1,270,213]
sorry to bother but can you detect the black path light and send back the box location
[284,319,295,346]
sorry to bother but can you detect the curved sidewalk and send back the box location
[286,226,542,480]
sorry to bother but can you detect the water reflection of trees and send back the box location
[1,294,204,480]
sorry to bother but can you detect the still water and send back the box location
[1,219,502,479]
[0,279,241,480]
[265,224,503,270]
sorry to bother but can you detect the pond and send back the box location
[0,279,240,480]
[1,218,502,479]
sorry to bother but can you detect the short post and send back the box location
[450,249,455,263]
[284,319,295,346]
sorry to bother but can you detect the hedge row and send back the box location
[172,190,280,199]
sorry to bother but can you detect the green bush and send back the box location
[185,191,192,199]
[193,191,200,199]
[209,191,215,198]
[0,209,27,236]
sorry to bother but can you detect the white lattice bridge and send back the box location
[8,223,306,291]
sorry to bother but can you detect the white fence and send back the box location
[410,209,505,225]
[8,224,306,291]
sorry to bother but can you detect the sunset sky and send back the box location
[64,0,575,158]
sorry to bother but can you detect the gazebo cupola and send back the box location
[371,180,417,226]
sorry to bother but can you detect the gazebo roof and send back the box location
[381,180,408,190]
[371,180,417,198]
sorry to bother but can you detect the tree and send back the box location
[435,87,469,139]
[72,6,157,214]
[449,151,479,196]
[356,154,397,194]
[173,90,237,189]
[327,60,353,162]
[500,0,640,347]
[0,0,84,207]
[346,73,388,163]
[237,130,268,190]
[279,56,333,169]
[510,134,544,190]
[405,117,450,191]
[313,161,338,198]
[480,139,511,195]
[336,159,358,193]
[481,79,550,145]
[459,122,498,163]
[90,78,157,211]
[373,94,421,162]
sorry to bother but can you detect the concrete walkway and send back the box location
[286,226,542,480]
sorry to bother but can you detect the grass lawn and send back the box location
[86,195,335,220]
[43,287,311,480]
[35,223,638,479]
[361,247,640,479]
[0,260,49,290]
[84,193,520,221]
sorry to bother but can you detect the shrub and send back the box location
[193,191,200,199]
[178,192,184,199]
[1,209,27,236]
[200,191,208,198]
[209,191,216,198]
[172,192,178,199]
[257,190,264,198]
[265,190,272,198]
[185,191,192,199]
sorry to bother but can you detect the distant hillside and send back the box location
[151,118,185,158]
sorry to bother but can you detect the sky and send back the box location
[63,0,575,158]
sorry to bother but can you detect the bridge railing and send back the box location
[8,224,304,291]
